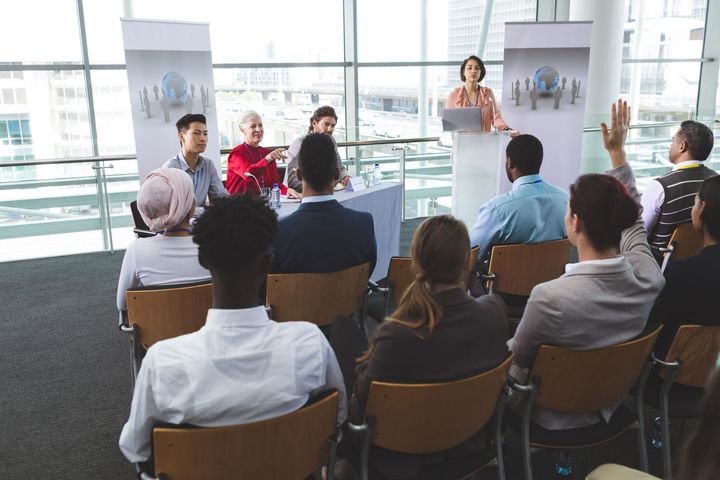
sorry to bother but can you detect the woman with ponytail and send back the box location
[508,100,665,430]
[343,215,508,479]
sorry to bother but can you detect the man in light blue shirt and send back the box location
[163,114,227,215]
[469,134,568,261]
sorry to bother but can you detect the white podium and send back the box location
[451,131,506,229]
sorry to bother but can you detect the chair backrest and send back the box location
[152,391,338,480]
[487,239,571,296]
[529,326,662,413]
[364,353,514,454]
[386,246,480,305]
[266,263,369,326]
[386,256,417,305]
[662,325,720,387]
[126,282,213,349]
[130,200,150,231]
[667,223,703,261]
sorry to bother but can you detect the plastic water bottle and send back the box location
[372,163,383,186]
[271,183,281,210]
[554,450,573,477]
[651,416,664,449]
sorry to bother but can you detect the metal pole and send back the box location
[393,146,408,221]
[76,0,113,251]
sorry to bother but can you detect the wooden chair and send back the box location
[265,263,370,328]
[656,223,704,273]
[139,391,339,480]
[644,325,720,480]
[506,326,663,480]
[129,200,156,238]
[347,354,515,480]
[368,246,480,321]
[120,281,213,381]
[482,239,571,297]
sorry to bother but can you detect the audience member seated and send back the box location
[469,134,568,261]
[163,113,227,215]
[271,133,377,275]
[331,215,508,479]
[116,168,210,312]
[226,110,301,198]
[508,100,665,430]
[641,120,716,253]
[649,175,720,356]
[284,105,350,192]
[118,194,347,465]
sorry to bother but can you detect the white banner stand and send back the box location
[451,131,505,230]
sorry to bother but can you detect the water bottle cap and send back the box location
[374,163,379,167]
[273,183,278,187]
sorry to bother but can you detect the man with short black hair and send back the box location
[119,194,346,465]
[163,113,227,214]
[284,106,350,192]
[641,120,716,251]
[272,133,377,275]
[469,134,568,260]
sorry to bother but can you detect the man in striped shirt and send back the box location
[641,120,716,252]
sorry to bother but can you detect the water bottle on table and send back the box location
[372,163,383,186]
[271,183,281,210]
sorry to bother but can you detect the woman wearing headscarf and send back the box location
[116,168,210,311]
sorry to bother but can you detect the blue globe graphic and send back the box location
[533,66,560,96]
[161,71,189,103]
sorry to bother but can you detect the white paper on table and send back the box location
[346,176,367,192]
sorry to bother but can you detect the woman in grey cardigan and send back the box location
[508,100,665,430]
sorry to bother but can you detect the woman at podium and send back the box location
[447,55,514,133]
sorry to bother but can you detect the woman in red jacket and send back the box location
[226,110,301,198]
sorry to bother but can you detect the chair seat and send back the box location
[643,374,704,418]
[505,405,638,449]
[365,448,496,480]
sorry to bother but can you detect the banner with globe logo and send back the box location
[121,19,220,183]
[500,22,592,196]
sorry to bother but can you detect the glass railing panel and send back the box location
[0,161,109,262]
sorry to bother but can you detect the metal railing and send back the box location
[1,122,719,262]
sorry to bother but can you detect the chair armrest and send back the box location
[367,280,389,294]
[480,273,496,294]
[119,310,134,333]
[650,352,681,369]
[133,228,157,238]
[135,462,157,480]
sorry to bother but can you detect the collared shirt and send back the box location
[301,194,335,204]
[640,160,702,233]
[163,152,228,208]
[564,256,624,274]
[119,306,347,462]
[469,174,569,260]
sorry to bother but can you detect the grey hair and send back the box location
[239,110,261,126]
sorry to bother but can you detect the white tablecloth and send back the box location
[277,182,402,282]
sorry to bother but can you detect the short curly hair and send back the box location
[192,195,278,271]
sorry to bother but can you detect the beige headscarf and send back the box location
[137,168,195,232]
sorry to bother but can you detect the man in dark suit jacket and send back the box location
[271,133,377,276]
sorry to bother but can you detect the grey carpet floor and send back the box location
[0,218,681,479]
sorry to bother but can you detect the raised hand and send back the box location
[600,99,630,168]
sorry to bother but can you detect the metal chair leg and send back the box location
[494,392,508,480]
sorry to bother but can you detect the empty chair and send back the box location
[348,354,514,480]
[644,325,720,480]
[266,262,370,328]
[505,325,662,480]
[139,391,339,480]
[121,281,213,380]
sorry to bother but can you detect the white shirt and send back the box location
[119,306,347,462]
[301,194,335,204]
[640,160,702,233]
[116,235,210,311]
